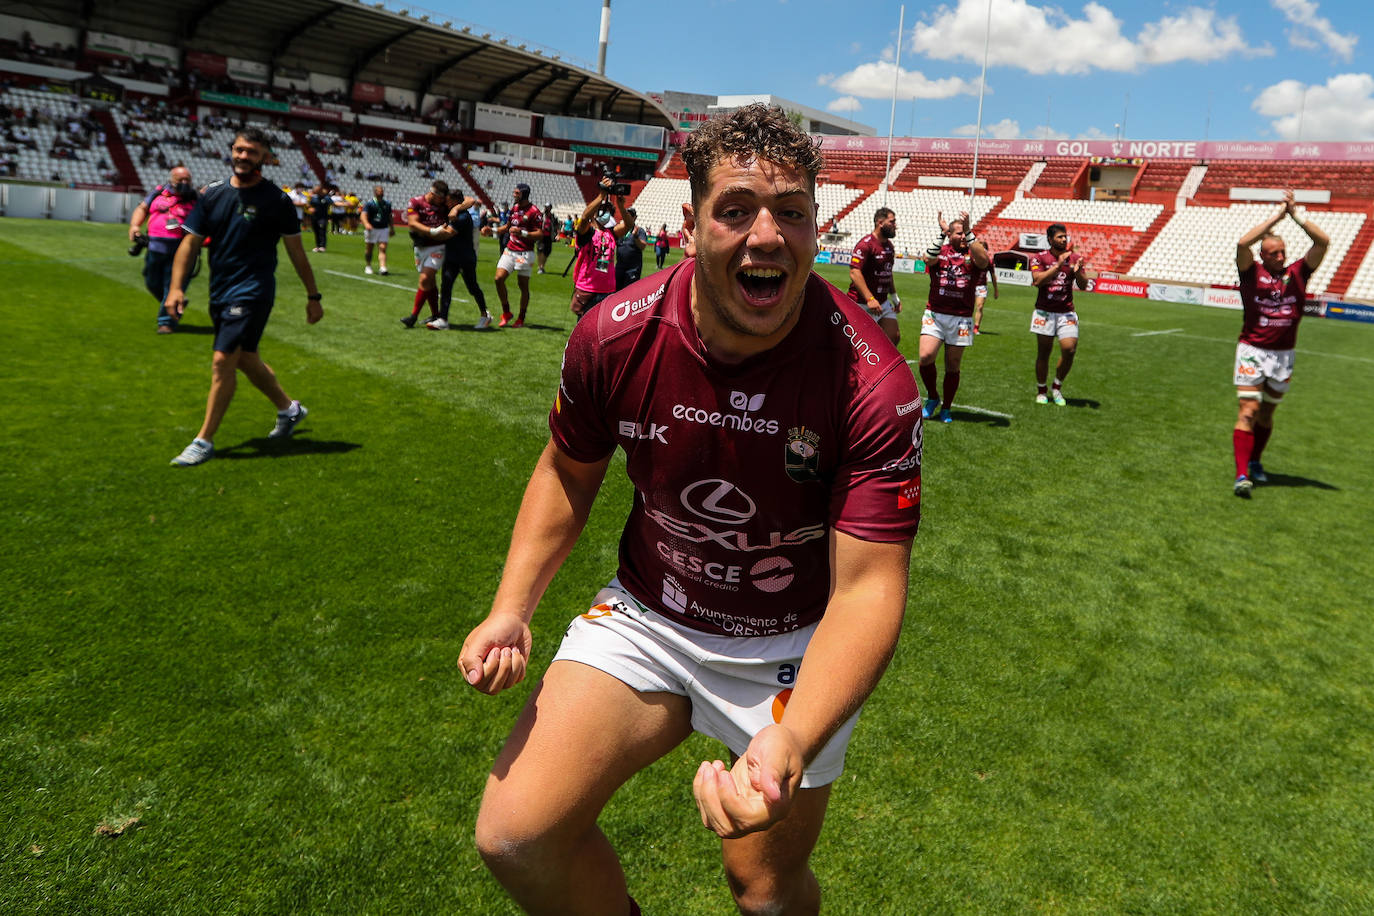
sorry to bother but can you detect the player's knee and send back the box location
[725,866,812,916]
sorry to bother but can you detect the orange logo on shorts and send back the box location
[1238,365,1259,377]
[958,326,970,337]
[1033,316,1047,327]
[771,688,793,724]
[581,602,615,620]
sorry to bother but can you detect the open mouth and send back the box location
[736,267,787,307]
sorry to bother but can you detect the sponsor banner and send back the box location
[814,136,1374,162]
[813,251,832,265]
[352,81,385,104]
[199,90,288,114]
[357,113,435,135]
[1302,301,1327,318]
[227,57,269,85]
[994,267,1033,286]
[85,31,134,59]
[1323,301,1374,323]
[1095,278,1148,297]
[289,104,343,123]
[893,257,919,274]
[1202,287,1243,310]
[185,50,227,78]
[1018,232,1049,250]
[1147,283,1205,305]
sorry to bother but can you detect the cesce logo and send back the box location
[680,479,756,524]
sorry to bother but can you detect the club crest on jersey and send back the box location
[784,427,821,483]
[240,204,258,222]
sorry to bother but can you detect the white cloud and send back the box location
[820,61,981,101]
[1272,0,1357,61]
[827,96,863,113]
[908,0,1269,75]
[952,118,1027,139]
[1253,74,1374,140]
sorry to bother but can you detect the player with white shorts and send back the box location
[414,243,445,274]
[1029,309,1079,339]
[555,581,859,787]
[496,247,534,277]
[921,310,974,347]
[1233,341,1293,393]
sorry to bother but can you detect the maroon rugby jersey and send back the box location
[407,194,447,245]
[926,244,978,316]
[847,232,894,304]
[1237,260,1312,351]
[505,202,542,253]
[550,260,922,637]
[1031,250,1081,313]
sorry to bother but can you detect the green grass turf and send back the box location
[2,218,1371,914]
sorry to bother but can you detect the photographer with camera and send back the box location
[567,178,624,322]
[129,164,199,334]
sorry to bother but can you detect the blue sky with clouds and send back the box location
[425,0,1372,142]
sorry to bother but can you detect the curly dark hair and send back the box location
[681,103,825,204]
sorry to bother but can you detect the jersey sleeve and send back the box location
[181,193,209,237]
[548,315,616,463]
[849,239,867,269]
[828,365,923,542]
[142,188,160,208]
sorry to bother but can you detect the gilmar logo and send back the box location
[610,280,667,321]
[618,420,668,444]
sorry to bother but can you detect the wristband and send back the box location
[308,293,322,301]
[867,297,878,303]
[966,232,979,246]
[429,226,441,237]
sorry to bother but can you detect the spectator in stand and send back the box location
[492,183,543,327]
[129,164,200,334]
[568,179,621,322]
[361,184,392,276]
[613,205,648,292]
[306,185,332,252]
[654,223,670,270]
[536,204,556,275]
[1229,191,1328,498]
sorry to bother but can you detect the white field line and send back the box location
[321,267,469,303]
[1131,328,1184,337]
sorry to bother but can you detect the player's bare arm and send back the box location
[1294,205,1330,270]
[282,234,324,323]
[1237,195,1291,271]
[693,530,913,838]
[459,440,612,695]
[850,265,880,315]
[164,232,206,318]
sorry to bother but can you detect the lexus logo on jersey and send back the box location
[897,475,922,510]
[680,479,757,524]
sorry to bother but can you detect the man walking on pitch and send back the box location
[165,127,323,467]
[1231,190,1327,497]
[917,211,988,423]
[493,182,543,327]
[460,103,922,916]
[1029,223,1092,406]
[360,184,392,275]
[848,206,901,346]
[128,163,199,333]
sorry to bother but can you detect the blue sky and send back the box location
[423,0,1373,142]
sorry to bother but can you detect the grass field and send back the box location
[2,216,1372,914]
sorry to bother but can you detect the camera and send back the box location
[128,233,149,257]
[598,165,632,198]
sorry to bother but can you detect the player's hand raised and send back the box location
[459,612,532,695]
[692,724,804,839]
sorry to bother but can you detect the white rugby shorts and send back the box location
[365,227,391,244]
[868,298,898,322]
[497,248,534,276]
[975,284,988,299]
[1234,341,1294,392]
[1030,309,1079,339]
[920,309,975,346]
[552,580,860,788]
[414,243,445,273]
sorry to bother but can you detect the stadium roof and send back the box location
[4,0,675,130]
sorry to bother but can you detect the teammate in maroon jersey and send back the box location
[1029,223,1092,405]
[400,179,450,328]
[1231,191,1328,497]
[916,210,989,423]
[493,182,544,327]
[848,207,901,346]
[972,260,997,334]
[459,104,922,915]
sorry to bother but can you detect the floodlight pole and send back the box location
[597,0,611,76]
[969,0,992,207]
[882,4,904,208]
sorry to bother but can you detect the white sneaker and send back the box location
[426,317,450,330]
[364,265,373,274]
[269,402,307,439]
[475,314,493,329]
[171,438,213,466]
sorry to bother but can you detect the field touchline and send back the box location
[1131,328,1184,337]
[321,268,468,302]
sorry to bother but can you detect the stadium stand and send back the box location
[629,177,690,235]
[1130,204,1366,296]
[465,163,586,223]
[891,154,1034,194]
[1,88,119,186]
[838,188,1002,257]
[306,130,471,212]
[1192,160,1374,207]
[115,113,313,197]
[1324,217,1374,299]
[1131,160,1193,204]
[997,198,1163,231]
[1029,158,1087,198]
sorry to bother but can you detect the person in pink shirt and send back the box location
[568,178,623,321]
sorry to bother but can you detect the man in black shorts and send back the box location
[164,127,323,466]
[536,203,556,274]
